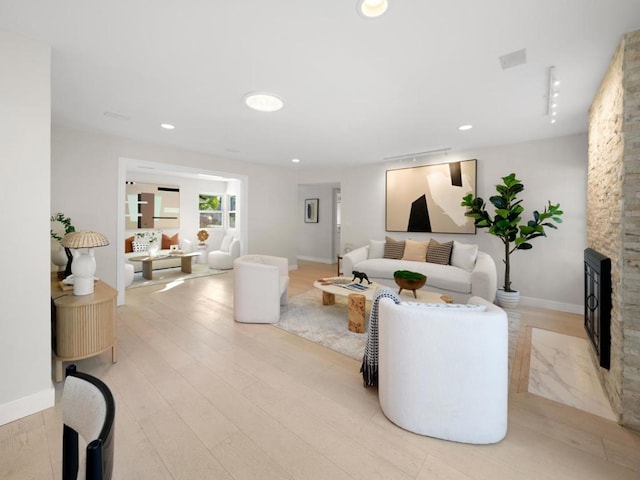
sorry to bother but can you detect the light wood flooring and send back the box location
[2,260,639,479]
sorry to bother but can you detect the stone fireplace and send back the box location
[587,29,640,431]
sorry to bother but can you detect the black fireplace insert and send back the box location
[584,248,611,370]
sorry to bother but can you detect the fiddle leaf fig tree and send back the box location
[461,173,564,293]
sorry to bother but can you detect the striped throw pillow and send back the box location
[384,236,405,259]
[426,239,453,265]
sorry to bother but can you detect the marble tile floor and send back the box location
[528,327,616,421]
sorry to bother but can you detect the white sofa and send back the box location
[124,231,192,273]
[378,296,508,444]
[342,240,497,303]
[233,255,289,323]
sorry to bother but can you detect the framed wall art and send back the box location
[385,159,477,234]
[304,198,319,223]
[125,181,180,230]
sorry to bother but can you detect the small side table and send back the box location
[51,277,117,382]
[196,243,209,264]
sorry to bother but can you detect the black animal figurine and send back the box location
[352,270,372,284]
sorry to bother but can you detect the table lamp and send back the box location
[60,231,110,295]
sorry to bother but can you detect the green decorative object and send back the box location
[461,173,564,296]
[393,270,426,281]
[50,213,75,241]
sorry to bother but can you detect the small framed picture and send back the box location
[304,198,319,223]
[170,244,180,252]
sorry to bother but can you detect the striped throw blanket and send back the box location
[360,288,401,388]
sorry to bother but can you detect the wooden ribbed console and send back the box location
[51,277,117,382]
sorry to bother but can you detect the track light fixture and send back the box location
[547,66,560,124]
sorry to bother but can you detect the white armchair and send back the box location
[377,296,508,444]
[233,255,289,323]
[208,236,241,270]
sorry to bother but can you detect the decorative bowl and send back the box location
[393,270,427,293]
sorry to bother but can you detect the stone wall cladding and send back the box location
[588,29,640,431]
[588,36,624,420]
[622,30,640,430]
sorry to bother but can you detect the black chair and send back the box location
[62,364,115,480]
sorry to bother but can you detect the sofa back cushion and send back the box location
[384,236,405,259]
[162,233,179,249]
[125,236,134,253]
[401,239,428,262]
[450,241,479,271]
[220,234,233,251]
[368,240,385,259]
[131,241,148,253]
[426,239,453,265]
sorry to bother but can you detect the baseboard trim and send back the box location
[520,296,582,315]
[297,255,335,264]
[0,386,55,427]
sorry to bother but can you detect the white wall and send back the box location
[0,30,55,425]
[297,184,337,263]
[298,134,587,313]
[51,125,300,297]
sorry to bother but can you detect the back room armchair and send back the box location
[233,255,289,323]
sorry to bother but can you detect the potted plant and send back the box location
[50,213,76,278]
[461,173,564,308]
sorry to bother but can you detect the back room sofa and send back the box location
[342,237,497,303]
[124,230,188,273]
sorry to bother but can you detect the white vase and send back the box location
[148,244,159,257]
[51,243,68,271]
[496,289,520,309]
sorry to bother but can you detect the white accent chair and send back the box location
[377,296,508,444]
[233,255,289,323]
[208,236,241,270]
[124,263,134,287]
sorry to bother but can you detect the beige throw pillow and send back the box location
[426,239,453,265]
[401,239,428,262]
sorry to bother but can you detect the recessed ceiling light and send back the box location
[357,0,388,18]
[458,124,473,131]
[243,92,284,112]
[291,158,300,163]
[161,123,175,130]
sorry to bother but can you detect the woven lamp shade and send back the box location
[60,230,110,249]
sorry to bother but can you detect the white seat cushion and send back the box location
[354,258,471,294]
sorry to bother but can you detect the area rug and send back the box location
[275,289,522,371]
[127,263,227,289]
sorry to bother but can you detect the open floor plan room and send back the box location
[1,262,639,479]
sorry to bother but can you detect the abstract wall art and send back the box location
[304,198,319,223]
[385,159,477,234]
[125,181,180,229]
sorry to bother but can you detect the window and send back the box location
[199,194,223,228]
[227,194,236,229]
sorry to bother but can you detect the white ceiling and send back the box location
[2,1,639,169]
